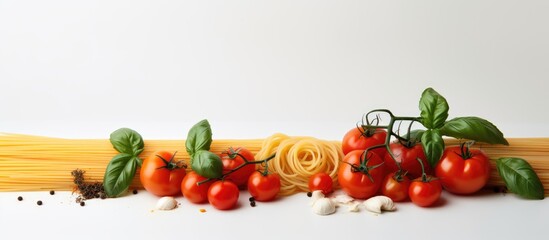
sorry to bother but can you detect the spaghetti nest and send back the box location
[255,133,343,196]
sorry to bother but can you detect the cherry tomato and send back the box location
[181,171,212,204]
[409,177,442,207]
[248,171,281,202]
[140,151,186,197]
[384,142,432,179]
[308,172,333,195]
[342,127,387,157]
[435,145,491,194]
[220,147,256,188]
[208,181,239,210]
[338,150,385,199]
[380,172,411,202]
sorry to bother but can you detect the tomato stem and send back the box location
[197,153,276,186]
[155,151,187,171]
[459,141,475,160]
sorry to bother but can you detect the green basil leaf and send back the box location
[110,128,145,155]
[103,153,139,197]
[419,88,449,129]
[496,157,544,199]
[421,129,445,167]
[440,117,509,145]
[186,119,213,156]
[191,150,222,179]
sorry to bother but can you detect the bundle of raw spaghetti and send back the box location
[255,133,343,196]
[0,133,263,191]
[445,138,549,194]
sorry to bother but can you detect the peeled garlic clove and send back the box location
[310,190,325,206]
[363,196,396,214]
[333,194,354,204]
[155,197,178,211]
[312,198,336,215]
[347,202,360,212]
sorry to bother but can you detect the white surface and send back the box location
[0,1,548,239]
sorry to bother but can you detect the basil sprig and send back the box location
[496,157,544,199]
[103,128,144,197]
[418,88,508,167]
[186,120,223,179]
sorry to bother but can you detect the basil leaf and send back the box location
[440,117,509,145]
[421,129,445,167]
[191,150,223,179]
[496,157,544,199]
[103,153,138,197]
[110,128,145,156]
[186,119,213,156]
[419,88,449,129]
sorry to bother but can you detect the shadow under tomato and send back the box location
[428,197,448,208]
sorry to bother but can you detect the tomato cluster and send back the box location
[341,127,491,207]
[141,147,281,210]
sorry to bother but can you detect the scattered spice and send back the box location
[80,202,85,207]
[307,192,312,197]
[71,169,106,203]
[133,189,138,195]
[250,201,256,207]
[248,197,254,202]
[50,190,55,195]
[37,200,43,206]
[17,196,23,201]
[199,209,206,213]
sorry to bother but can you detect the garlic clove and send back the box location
[312,198,336,215]
[310,190,325,206]
[363,196,396,214]
[155,196,178,211]
[333,194,354,204]
[347,202,360,212]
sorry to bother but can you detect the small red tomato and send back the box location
[181,171,212,204]
[140,151,187,197]
[435,145,491,194]
[342,127,387,156]
[308,173,333,195]
[220,147,256,188]
[409,177,442,207]
[208,181,239,210]
[248,171,281,202]
[380,172,411,202]
[338,150,385,199]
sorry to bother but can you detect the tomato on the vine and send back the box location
[384,142,432,179]
[380,172,411,202]
[409,177,442,207]
[308,172,333,195]
[248,171,281,202]
[181,171,212,203]
[338,150,385,199]
[140,151,186,197]
[342,127,387,157]
[435,144,491,194]
[220,147,256,188]
[208,180,239,210]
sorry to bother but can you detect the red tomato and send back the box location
[140,151,186,197]
[247,171,281,202]
[409,177,442,207]
[342,127,387,157]
[181,171,212,204]
[308,173,333,195]
[384,142,432,179]
[208,181,239,210]
[380,172,411,202]
[338,150,385,199]
[220,147,256,188]
[435,146,491,194]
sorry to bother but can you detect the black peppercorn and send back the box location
[307,192,312,197]
[249,197,255,202]
[250,201,256,207]
[80,201,85,207]
[49,190,55,195]
[132,189,138,194]
[37,200,43,206]
[17,196,23,201]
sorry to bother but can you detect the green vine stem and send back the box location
[197,153,276,185]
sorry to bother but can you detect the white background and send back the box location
[0,1,548,239]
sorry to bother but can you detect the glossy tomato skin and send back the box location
[409,178,442,207]
[308,173,333,195]
[247,172,281,202]
[140,151,186,197]
[338,150,385,199]
[221,147,256,188]
[435,147,491,194]
[208,181,240,210]
[181,171,212,203]
[384,143,432,179]
[342,127,387,157]
[380,172,411,202]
